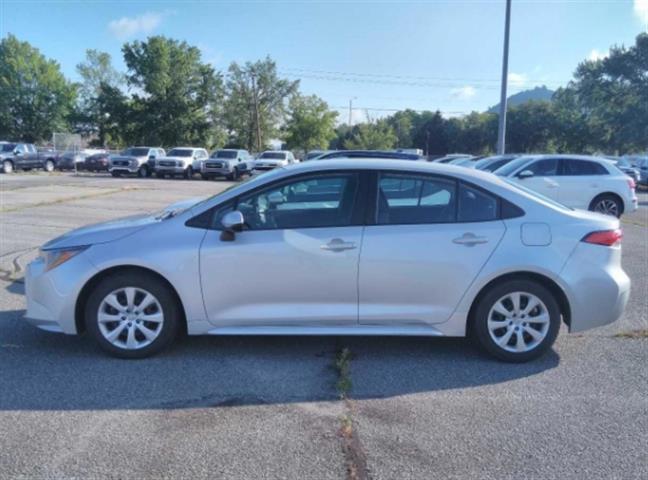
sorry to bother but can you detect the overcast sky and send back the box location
[1,0,646,122]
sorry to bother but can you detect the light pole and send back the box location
[497,0,512,155]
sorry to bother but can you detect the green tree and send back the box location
[75,50,124,144]
[122,36,224,147]
[343,121,397,150]
[284,94,338,154]
[506,101,558,153]
[224,57,299,151]
[0,34,76,142]
[555,33,648,153]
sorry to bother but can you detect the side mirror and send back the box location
[220,210,245,241]
[518,170,534,179]
[14,149,22,156]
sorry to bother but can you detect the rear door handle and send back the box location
[321,238,357,252]
[453,233,489,246]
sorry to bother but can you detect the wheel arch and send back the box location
[74,265,187,335]
[466,271,571,336]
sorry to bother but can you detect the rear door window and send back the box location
[562,159,608,175]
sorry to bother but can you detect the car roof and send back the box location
[519,154,610,162]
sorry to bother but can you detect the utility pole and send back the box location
[348,97,357,126]
[497,0,512,155]
[251,73,262,152]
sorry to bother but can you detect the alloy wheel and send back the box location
[487,292,550,353]
[97,287,164,350]
[594,198,619,217]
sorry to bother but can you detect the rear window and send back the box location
[1,144,16,152]
[458,184,498,222]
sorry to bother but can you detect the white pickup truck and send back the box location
[153,147,209,179]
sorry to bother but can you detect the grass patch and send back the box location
[614,329,648,339]
[335,347,353,398]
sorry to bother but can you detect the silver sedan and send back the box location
[24,159,630,362]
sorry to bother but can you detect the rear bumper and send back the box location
[560,244,630,332]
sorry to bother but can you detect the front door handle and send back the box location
[453,233,488,247]
[321,238,357,252]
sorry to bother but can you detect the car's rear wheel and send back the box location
[2,160,14,174]
[589,194,622,218]
[85,272,181,358]
[471,280,561,362]
[184,166,193,179]
[44,160,55,172]
[138,165,149,178]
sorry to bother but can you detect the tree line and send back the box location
[0,33,646,155]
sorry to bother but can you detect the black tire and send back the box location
[138,165,149,178]
[85,271,182,359]
[184,166,193,179]
[589,193,623,218]
[2,160,14,174]
[44,160,55,172]
[111,171,121,178]
[471,279,561,362]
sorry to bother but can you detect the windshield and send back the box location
[1,143,16,152]
[123,147,150,156]
[167,149,193,157]
[259,152,286,160]
[213,150,237,159]
[494,156,533,176]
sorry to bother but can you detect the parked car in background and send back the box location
[83,152,111,172]
[625,156,648,185]
[495,154,637,217]
[316,150,423,161]
[58,149,107,171]
[433,154,473,164]
[109,147,165,178]
[253,150,297,171]
[0,142,60,173]
[602,156,641,184]
[154,147,208,179]
[448,157,477,167]
[24,159,630,362]
[201,149,252,180]
[473,154,520,172]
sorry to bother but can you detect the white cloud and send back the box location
[588,49,609,61]
[108,11,168,40]
[508,73,527,89]
[635,0,648,29]
[450,86,477,100]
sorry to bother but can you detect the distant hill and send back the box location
[488,86,555,113]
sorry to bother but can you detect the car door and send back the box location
[13,144,29,168]
[359,172,505,326]
[515,158,561,201]
[559,159,609,209]
[199,171,365,327]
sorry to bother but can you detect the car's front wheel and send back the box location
[85,271,181,358]
[138,165,149,178]
[2,160,14,174]
[471,279,561,362]
[44,160,55,172]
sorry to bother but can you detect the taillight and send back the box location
[582,229,623,246]
[627,178,636,190]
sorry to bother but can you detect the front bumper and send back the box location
[109,165,140,174]
[560,243,630,332]
[155,165,187,174]
[24,252,98,335]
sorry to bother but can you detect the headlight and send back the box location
[40,246,89,272]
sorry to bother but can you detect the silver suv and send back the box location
[201,149,252,181]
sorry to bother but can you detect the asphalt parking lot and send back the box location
[0,172,646,480]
